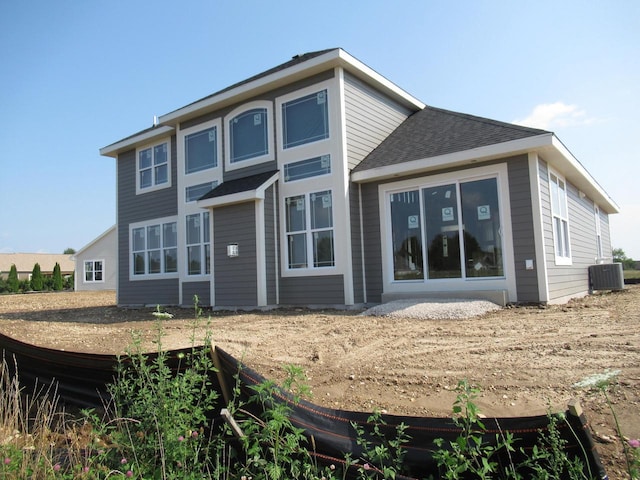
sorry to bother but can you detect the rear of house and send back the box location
[100,48,618,308]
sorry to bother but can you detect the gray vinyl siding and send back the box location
[279,275,345,305]
[116,137,179,306]
[264,184,279,305]
[182,281,210,307]
[213,202,257,306]
[507,156,540,302]
[343,73,413,171]
[539,158,598,301]
[599,208,613,258]
[349,182,365,303]
[360,182,384,303]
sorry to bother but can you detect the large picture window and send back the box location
[138,141,169,191]
[186,212,210,276]
[389,177,504,281]
[229,108,269,163]
[131,220,177,276]
[285,190,334,269]
[185,126,217,174]
[282,90,329,149]
[550,172,571,263]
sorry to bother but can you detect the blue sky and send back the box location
[1,1,639,258]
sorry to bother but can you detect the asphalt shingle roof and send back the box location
[199,170,279,201]
[353,105,550,172]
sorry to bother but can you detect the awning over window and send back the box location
[197,170,279,208]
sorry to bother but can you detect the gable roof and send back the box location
[100,48,424,157]
[353,105,549,172]
[351,105,618,214]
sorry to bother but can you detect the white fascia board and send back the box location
[335,49,425,110]
[159,49,424,125]
[100,126,175,157]
[351,134,554,183]
[547,136,620,214]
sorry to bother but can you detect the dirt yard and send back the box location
[1,288,638,478]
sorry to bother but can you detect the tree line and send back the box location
[0,262,74,294]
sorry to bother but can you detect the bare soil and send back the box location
[1,288,639,478]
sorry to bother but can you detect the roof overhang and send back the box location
[100,125,175,158]
[197,172,279,209]
[159,49,425,125]
[351,133,619,214]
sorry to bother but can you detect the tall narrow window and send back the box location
[594,205,603,259]
[285,190,334,269]
[550,173,571,262]
[282,90,329,149]
[460,178,503,277]
[423,184,460,279]
[186,126,217,174]
[390,191,423,280]
[138,141,169,190]
[186,212,210,275]
[230,108,269,163]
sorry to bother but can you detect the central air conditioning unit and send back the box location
[588,263,624,291]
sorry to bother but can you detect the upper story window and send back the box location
[230,108,269,163]
[131,218,178,278]
[550,172,571,264]
[185,126,218,174]
[282,90,329,149]
[284,155,331,182]
[137,140,170,193]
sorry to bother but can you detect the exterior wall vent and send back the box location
[588,263,624,291]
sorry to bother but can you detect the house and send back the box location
[72,225,117,291]
[100,48,618,308]
[0,253,74,281]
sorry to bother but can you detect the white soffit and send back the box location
[100,125,174,157]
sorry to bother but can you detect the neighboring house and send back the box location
[72,226,117,291]
[100,48,618,308]
[0,253,74,281]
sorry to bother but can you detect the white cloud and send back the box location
[513,102,596,130]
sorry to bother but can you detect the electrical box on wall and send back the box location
[227,244,239,258]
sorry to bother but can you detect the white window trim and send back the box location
[281,189,338,276]
[594,205,604,260]
[377,164,517,299]
[276,80,333,159]
[224,100,274,172]
[83,259,105,283]
[129,216,179,281]
[549,170,572,266]
[180,118,222,177]
[135,138,172,195]
[185,211,211,278]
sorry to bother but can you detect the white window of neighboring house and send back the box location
[186,212,210,276]
[84,260,103,282]
[285,190,334,270]
[185,126,218,174]
[137,140,170,193]
[282,90,329,149]
[283,155,331,182]
[595,205,603,259]
[185,181,218,203]
[550,172,572,264]
[131,219,178,277]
